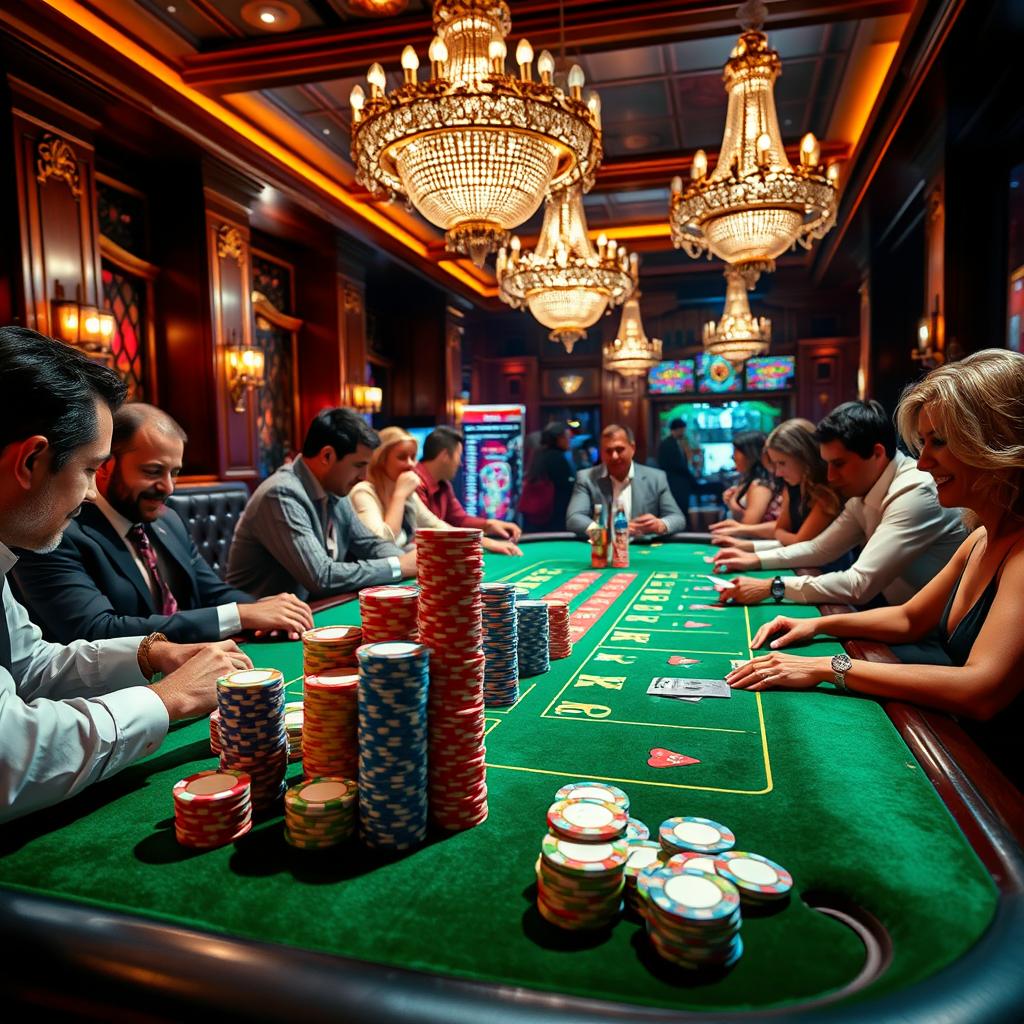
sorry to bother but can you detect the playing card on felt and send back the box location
[647,677,731,699]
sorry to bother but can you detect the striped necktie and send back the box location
[128,524,179,616]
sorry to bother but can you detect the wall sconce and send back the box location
[352,384,383,414]
[51,281,115,352]
[51,295,80,344]
[913,296,944,369]
[226,344,266,413]
[558,373,584,395]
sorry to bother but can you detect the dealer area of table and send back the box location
[1,539,1022,1022]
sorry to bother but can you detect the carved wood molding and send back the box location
[100,235,160,281]
[217,224,246,266]
[252,290,303,332]
[36,133,81,199]
[343,286,363,315]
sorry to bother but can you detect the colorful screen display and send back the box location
[648,360,695,394]
[696,354,741,393]
[745,356,796,391]
[461,405,525,521]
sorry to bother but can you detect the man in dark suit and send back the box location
[10,404,313,644]
[656,417,696,530]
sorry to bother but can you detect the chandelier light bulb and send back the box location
[800,132,819,167]
[567,64,585,99]
[350,84,366,121]
[586,91,601,124]
[517,38,534,81]
[756,132,772,165]
[692,149,708,179]
[537,50,555,83]
[428,35,448,70]
[488,38,507,72]
[401,45,419,83]
[367,62,387,96]
[671,175,683,195]
[827,163,840,184]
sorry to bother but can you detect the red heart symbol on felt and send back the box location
[667,656,699,666]
[648,748,700,769]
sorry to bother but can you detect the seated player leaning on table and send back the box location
[9,403,313,645]
[415,426,523,547]
[710,419,849,570]
[566,424,687,539]
[350,426,522,556]
[227,408,415,601]
[713,399,966,613]
[721,430,782,525]
[728,350,1024,789]
[0,326,251,823]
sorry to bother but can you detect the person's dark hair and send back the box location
[0,325,127,470]
[111,403,188,455]
[732,429,773,500]
[541,420,570,447]
[422,426,463,462]
[816,400,896,459]
[302,407,379,459]
[669,418,685,431]
[601,423,635,444]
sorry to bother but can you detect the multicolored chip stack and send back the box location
[358,586,419,644]
[623,840,664,914]
[536,833,629,931]
[554,781,630,813]
[283,776,357,850]
[208,709,221,756]
[480,582,519,708]
[302,671,360,779]
[658,816,736,858]
[356,641,430,850]
[626,817,650,841]
[516,600,550,677]
[547,797,629,843]
[172,769,252,849]
[713,851,793,906]
[415,527,489,831]
[543,600,573,660]
[302,625,363,676]
[285,700,303,762]
[216,669,288,811]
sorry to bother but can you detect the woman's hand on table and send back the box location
[750,615,819,650]
[726,653,832,692]
[712,548,760,572]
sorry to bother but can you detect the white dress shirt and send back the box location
[93,493,241,638]
[0,540,168,823]
[759,452,967,605]
[609,461,635,521]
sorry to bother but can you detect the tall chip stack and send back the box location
[415,527,489,830]
[543,600,573,660]
[216,669,288,812]
[480,582,519,708]
[302,625,363,675]
[302,671,360,779]
[358,586,419,643]
[356,641,430,850]
[516,601,550,677]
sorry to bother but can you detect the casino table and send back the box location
[1,537,1022,1023]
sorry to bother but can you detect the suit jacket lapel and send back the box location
[77,504,155,610]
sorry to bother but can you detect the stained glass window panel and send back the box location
[97,181,147,256]
[102,264,147,400]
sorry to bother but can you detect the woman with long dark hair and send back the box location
[721,430,780,525]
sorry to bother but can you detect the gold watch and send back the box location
[137,632,168,679]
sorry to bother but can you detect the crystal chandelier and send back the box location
[496,185,636,353]
[704,265,771,364]
[668,0,839,267]
[603,292,662,377]
[349,0,603,267]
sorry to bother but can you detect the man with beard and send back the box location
[0,326,252,821]
[10,403,313,644]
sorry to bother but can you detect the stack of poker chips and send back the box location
[357,641,430,850]
[302,671,360,779]
[285,701,304,763]
[516,601,550,678]
[302,625,363,676]
[358,586,419,644]
[712,851,793,907]
[536,831,629,931]
[626,817,650,841]
[543,600,573,660]
[554,781,630,813]
[283,776,358,850]
[172,769,252,849]
[658,816,736,860]
[623,840,665,915]
[217,669,288,811]
[480,582,519,708]
[637,861,743,971]
[208,709,222,756]
[416,527,489,831]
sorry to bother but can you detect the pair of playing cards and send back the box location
[647,677,731,703]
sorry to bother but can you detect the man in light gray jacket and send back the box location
[566,424,687,539]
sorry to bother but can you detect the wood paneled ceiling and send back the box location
[33,0,914,302]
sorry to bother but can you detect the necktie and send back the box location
[0,581,12,673]
[128,524,179,616]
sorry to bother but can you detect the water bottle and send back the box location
[611,502,629,568]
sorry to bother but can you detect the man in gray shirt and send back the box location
[228,409,416,600]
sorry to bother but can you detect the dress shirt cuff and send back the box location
[751,539,782,552]
[92,686,170,774]
[218,603,243,639]
[782,577,813,603]
[96,636,150,688]
[388,556,401,580]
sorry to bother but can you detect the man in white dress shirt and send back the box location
[0,327,250,823]
[713,400,966,607]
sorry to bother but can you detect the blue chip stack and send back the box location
[216,669,288,812]
[517,600,551,678]
[481,583,519,707]
[356,641,430,851]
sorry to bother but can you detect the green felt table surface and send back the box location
[0,539,997,1014]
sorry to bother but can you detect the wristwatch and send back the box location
[769,576,785,603]
[831,653,853,692]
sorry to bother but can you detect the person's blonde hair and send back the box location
[896,348,1024,525]
[367,425,417,495]
[765,419,841,518]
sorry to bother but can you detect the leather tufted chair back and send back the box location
[165,482,250,579]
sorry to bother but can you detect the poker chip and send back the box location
[625,817,650,841]
[284,776,357,849]
[302,625,363,676]
[284,701,303,762]
[358,586,419,644]
[209,709,221,756]
[554,781,630,814]
[623,839,664,915]
[516,601,550,678]
[172,769,252,849]
[216,669,288,812]
[542,600,573,660]
[357,641,430,850]
[659,816,736,856]
[416,527,489,832]
[536,834,629,931]
[666,851,720,875]
[302,671,359,779]
[547,798,628,842]
[480,583,519,708]
[713,851,793,904]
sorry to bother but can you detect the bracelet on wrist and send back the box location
[137,632,168,679]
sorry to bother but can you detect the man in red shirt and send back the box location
[416,427,522,554]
